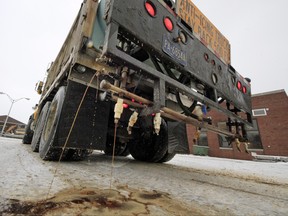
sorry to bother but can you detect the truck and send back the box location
[23,0,253,162]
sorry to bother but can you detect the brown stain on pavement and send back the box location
[1,186,232,216]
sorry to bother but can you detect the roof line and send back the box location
[252,89,286,97]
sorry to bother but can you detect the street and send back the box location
[1,136,288,215]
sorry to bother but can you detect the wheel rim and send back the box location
[43,101,58,143]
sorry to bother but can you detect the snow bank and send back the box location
[168,154,288,184]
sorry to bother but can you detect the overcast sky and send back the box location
[0,0,287,124]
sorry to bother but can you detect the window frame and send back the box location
[252,108,267,117]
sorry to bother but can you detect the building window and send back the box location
[252,108,267,117]
[246,119,263,149]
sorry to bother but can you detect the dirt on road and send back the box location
[1,137,288,216]
[2,187,215,216]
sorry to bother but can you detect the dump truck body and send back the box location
[24,0,252,162]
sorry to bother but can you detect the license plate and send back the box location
[162,34,187,66]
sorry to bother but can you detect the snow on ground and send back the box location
[167,154,288,185]
[1,136,288,215]
[0,137,68,199]
[2,136,287,185]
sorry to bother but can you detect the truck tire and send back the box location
[22,115,34,144]
[119,146,130,157]
[31,102,51,152]
[39,87,66,161]
[62,149,91,161]
[129,119,168,162]
[158,152,176,163]
[104,136,130,157]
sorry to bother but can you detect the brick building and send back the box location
[187,89,288,160]
[0,115,26,134]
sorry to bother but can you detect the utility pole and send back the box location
[0,92,30,136]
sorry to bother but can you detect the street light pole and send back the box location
[0,92,30,135]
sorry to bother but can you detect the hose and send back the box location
[162,64,198,117]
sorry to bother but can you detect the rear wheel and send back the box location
[104,136,130,157]
[158,151,176,163]
[31,102,51,152]
[129,119,168,162]
[62,149,92,161]
[39,87,66,161]
[22,115,34,144]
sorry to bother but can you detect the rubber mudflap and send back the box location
[56,81,110,150]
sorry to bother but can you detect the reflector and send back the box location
[212,73,218,84]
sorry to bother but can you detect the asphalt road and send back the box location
[1,137,288,215]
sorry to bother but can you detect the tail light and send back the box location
[164,17,173,32]
[145,1,156,17]
[236,80,248,94]
[236,81,242,91]
[242,86,247,94]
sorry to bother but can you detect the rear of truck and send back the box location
[24,0,253,162]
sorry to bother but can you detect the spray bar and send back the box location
[100,80,236,137]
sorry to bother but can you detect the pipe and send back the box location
[100,80,152,105]
[101,80,236,137]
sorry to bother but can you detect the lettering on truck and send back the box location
[176,0,231,65]
[162,34,187,66]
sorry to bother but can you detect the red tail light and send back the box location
[164,17,173,32]
[237,81,242,91]
[145,1,156,17]
[242,86,247,94]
